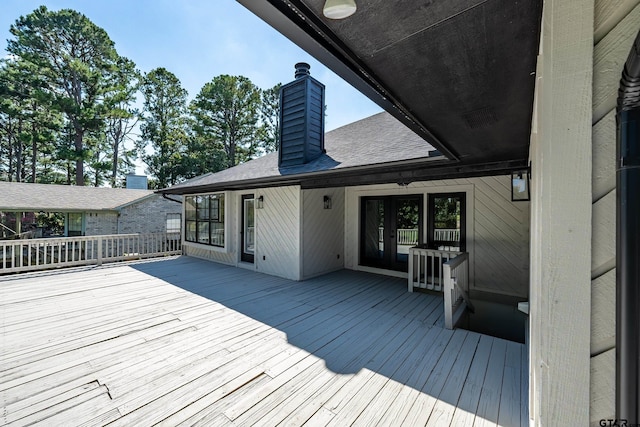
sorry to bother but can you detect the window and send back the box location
[166,213,181,233]
[185,194,225,247]
[427,192,465,251]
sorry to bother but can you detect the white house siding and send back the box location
[301,187,345,279]
[85,212,118,235]
[344,175,529,298]
[589,1,640,423]
[254,186,301,280]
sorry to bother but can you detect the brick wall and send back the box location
[85,212,118,235]
[117,195,182,234]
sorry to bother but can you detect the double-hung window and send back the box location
[185,194,225,247]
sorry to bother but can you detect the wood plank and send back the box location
[593,2,640,123]
[592,190,616,276]
[0,256,525,427]
[474,338,508,427]
[497,341,523,427]
[595,0,640,43]
[450,334,494,426]
[590,348,615,425]
[592,109,617,202]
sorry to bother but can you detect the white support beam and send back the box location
[529,1,594,425]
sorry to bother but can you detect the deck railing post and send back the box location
[97,236,102,266]
[443,262,454,329]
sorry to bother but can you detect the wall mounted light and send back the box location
[511,168,531,201]
[323,195,332,209]
[323,0,357,19]
[256,195,264,209]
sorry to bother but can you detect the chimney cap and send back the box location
[295,62,311,79]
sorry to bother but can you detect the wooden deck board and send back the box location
[0,256,526,426]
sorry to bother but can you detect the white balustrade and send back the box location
[0,232,181,274]
[433,228,460,242]
[407,246,462,292]
[443,252,471,329]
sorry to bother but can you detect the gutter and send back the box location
[616,29,640,424]
[162,193,182,204]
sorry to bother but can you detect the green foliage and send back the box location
[137,67,189,188]
[191,75,261,168]
[2,7,283,189]
[7,6,121,186]
[258,83,281,154]
[433,197,460,229]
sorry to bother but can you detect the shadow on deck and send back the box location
[0,255,527,426]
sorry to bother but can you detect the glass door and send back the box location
[427,193,465,251]
[360,195,423,271]
[241,194,255,263]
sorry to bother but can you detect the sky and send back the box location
[1,0,382,173]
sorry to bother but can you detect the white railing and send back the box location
[443,252,472,329]
[397,229,418,245]
[378,227,419,245]
[0,232,181,274]
[408,246,462,292]
[434,228,460,242]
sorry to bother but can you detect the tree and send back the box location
[104,56,140,187]
[7,6,120,186]
[137,67,189,188]
[191,75,261,168]
[0,57,61,183]
[257,83,281,155]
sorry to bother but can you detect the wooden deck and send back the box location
[0,256,528,426]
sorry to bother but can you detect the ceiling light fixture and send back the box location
[323,0,357,19]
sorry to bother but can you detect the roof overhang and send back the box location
[238,0,542,174]
[160,156,524,194]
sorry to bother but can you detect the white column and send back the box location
[529,1,594,425]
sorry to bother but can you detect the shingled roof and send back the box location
[163,112,439,194]
[0,181,156,212]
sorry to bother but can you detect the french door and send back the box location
[360,195,423,271]
[241,194,255,263]
[427,192,465,251]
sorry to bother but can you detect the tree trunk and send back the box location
[31,103,37,183]
[15,118,23,182]
[75,131,84,186]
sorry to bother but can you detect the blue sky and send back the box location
[1,0,381,134]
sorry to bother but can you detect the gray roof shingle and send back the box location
[0,181,156,212]
[166,111,436,192]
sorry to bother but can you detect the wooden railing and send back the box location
[378,228,420,245]
[434,228,460,242]
[408,246,461,292]
[0,232,181,274]
[443,252,473,329]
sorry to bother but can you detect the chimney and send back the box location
[278,62,325,168]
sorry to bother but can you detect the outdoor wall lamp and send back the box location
[323,195,332,209]
[511,168,531,201]
[323,0,357,19]
[256,195,264,209]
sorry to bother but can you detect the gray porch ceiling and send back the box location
[238,0,543,173]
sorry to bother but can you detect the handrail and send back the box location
[0,232,181,274]
[443,252,472,329]
[408,247,461,292]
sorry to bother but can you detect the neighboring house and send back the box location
[0,181,182,238]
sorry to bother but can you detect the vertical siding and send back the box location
[301,188,345,279]
[255,186,301,280]
[590,2,640,423]
[344,176,529,298]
